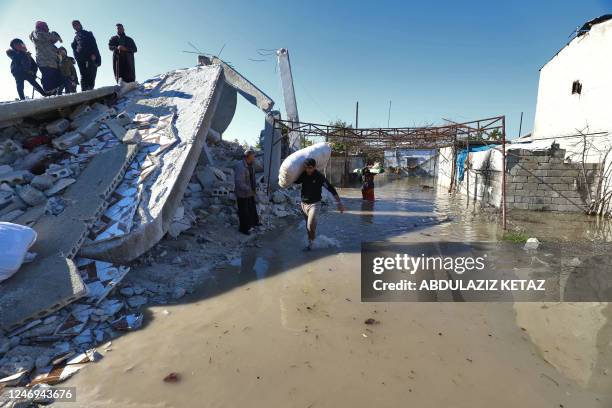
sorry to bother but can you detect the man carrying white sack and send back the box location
[295,158,345,250]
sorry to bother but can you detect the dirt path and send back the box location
[54,178,611,408]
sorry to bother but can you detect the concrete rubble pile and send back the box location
[0,64,304,399]
[0,102,125,224]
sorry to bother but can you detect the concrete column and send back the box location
[276,49,301,151]
[263,111,282,192]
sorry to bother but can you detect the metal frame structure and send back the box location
[268,115,507,229]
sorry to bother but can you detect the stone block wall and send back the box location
[435,146,602,213]
[505,147,600,212]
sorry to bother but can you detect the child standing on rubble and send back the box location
[6,39,49,100]
[58,47,78,94]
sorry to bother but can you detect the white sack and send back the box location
[0,222,37,283]
[278,142,332,188]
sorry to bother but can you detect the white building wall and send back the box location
[532,20,612,162]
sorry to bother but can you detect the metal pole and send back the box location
[387,100,392,128]
[466,133,470,205]
[267,118,276,195]
[355,101,359,129]
[450,130,458,193]
[502,116,507,230]
[518,111,523,138]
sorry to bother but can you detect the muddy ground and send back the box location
[52,177,612,408]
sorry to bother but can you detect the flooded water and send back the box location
[55,177,612,408]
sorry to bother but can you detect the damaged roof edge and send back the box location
[0,86,119,125]
[78,66,226,263]
[199,55,275,113]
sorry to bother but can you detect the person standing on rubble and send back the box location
[108,23,137,83]
[29,21,62,94]
[58,47,78,94]
[234,150,260,235]
[295,158,345,250]
[6,38,48,100]
[71,20,101,91]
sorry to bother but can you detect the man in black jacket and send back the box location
[71,20,101,91]
[294,158,345,250]
[108,23,137,83]
[6,38,47,100]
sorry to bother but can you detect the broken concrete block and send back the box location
[0,165,13,175]
[45,165,72,179]
[105,118,127,140]
[121,128,141,144]
[16,185,47,206]
[45,178,76,196]
[0,193,26,213]
[70,105,111,129]
[69,103,91,120]
[0,190,14,207]
[46,118,70,135]
[44,196,67,216]
[0,170,33,185]
[126,295,147,308]
[78,121,101,140]
[12,146,57,173]
[196,165,227,189]
[119,287,134,297]
[30,174,56,190]
[116,111,132,126]
[0,209,24,222]
[188,182,202,193]
[52,131,84,150]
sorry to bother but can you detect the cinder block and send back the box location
[528,203,550,211]
[46,118,70,135]
[16,184,47,206]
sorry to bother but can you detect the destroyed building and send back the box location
[0,57,306,391]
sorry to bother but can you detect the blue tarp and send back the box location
[456,145,492,181]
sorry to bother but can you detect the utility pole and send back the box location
[518,111,523,138]
[387,100,392,128]
[355,101,359,129]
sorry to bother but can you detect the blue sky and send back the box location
[1,0,610,145]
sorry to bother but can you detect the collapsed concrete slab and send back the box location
[79,65,225,263]
[0,86,118,127]
[1,61,275,330]
[0,143,138,331]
